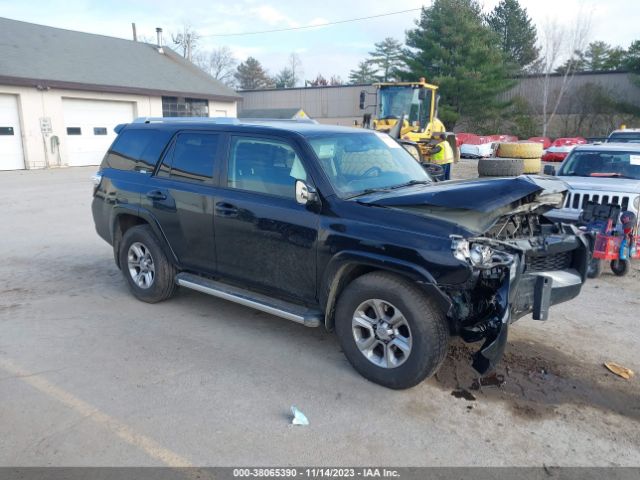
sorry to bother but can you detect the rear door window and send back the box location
[104,129,171,171]
[163,132,221,183]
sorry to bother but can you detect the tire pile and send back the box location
[477,142,543,177]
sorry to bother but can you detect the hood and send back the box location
[361,176,567,212]
[557,175,640,194]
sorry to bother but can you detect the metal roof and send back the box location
[0,17,240,101]
[238,108,307,119]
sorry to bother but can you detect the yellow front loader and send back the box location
[359,78,457,164]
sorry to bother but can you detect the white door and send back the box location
[62,98,134,166]
[0,94,25,170]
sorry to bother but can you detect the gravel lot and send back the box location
[1,164,639,467]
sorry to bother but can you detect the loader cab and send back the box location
[375,80,438,134]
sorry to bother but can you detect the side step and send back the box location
[175,272,322,327]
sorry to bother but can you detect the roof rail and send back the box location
[132,117,240,124]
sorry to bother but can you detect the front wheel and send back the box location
[610,259,630,277]
[118,225,178,303]
[587,258,602,279]
[335,272,449,389]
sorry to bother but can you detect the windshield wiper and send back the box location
[389,179,431,189]
[345,188,391,200]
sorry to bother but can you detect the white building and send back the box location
[0,17,240,170]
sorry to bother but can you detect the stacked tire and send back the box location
[477,142,543,177]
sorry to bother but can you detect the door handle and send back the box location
[215,202,238,217]
[146,190,167,201]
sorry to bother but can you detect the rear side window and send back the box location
[103,129,171,171]
[164,133,220,182]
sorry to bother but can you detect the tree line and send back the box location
[172,0,640,135]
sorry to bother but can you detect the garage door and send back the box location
[62,98,134,166]
[0,94,25,171]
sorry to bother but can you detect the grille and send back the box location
[525,251,572,272]
[564,191,630,211]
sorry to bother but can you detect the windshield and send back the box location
[608,132,640,143]
[558,150,640,180]
[305,131,431,198]
[379,86,431,127]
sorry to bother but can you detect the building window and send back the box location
[0,127,14,136]
[67,127,82,135]
[94,127,108,135]
[162,96,209,117]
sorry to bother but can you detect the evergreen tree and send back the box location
[234,57,273,90]
[404,0,513,128]
[623,40,640,72]
[274,67,296,88]
[348,60,379,84]
[487,0,539,70]
[368,37,404,81]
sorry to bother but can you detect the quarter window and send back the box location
[167,133,220,182]
[227,137,307,198]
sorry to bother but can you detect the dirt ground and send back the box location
[1,164,639,467]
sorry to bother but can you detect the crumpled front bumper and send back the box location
[462,232,589,375]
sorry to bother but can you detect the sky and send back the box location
[1,0,639,84]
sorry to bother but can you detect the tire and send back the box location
[587,258,602,279]
[610,259,630,277]
[334,271,449,389]
[477,157,524,177]
[522,157,542,174]
[496,142,543,159]
[118,225,178,303]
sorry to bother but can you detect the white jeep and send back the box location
[544,143,640,224]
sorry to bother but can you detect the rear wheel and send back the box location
[119,225,178,303]
[335,272,449,389]
[610,259,630,277]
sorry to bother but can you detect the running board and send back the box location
[175,272,322,327]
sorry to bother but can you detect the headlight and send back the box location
[469,244,492,266]
[451,236,513,269]
[451,237,471,263]
[538,191,565,208]
[634,196,640,211]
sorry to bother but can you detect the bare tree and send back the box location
[289,53,303,87]
[195,46,237,87]
[537,12,592,136]
[171,24,200,61]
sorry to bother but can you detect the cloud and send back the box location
[250,5,299,27]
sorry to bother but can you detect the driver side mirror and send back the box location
[359,91,366,110]
[295,180,319,206]
[543,165,556,176]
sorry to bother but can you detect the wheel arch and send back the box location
[321,251,452,331]
[111,208,179,269]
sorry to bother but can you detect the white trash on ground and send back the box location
[290,406,309,426]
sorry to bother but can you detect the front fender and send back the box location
[320,250,452,330]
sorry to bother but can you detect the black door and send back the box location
[141,131,222,273]
[214,135,319,303]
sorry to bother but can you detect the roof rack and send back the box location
[132,117,240,124]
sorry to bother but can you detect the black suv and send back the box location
[92,118,589,389]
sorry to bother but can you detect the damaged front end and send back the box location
[369,176,590,374]
[445,197,590,374]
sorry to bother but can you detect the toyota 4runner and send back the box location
[92,118,589,389]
